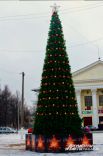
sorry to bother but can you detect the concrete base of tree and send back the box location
[25,133,93,153]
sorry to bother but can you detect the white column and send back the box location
[76,90,82,117]
[91,89,99,128]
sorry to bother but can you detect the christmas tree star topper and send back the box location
[50,3,60,13]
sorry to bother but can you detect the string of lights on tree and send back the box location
[33,8,82,137]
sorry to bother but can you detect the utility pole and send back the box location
[0,79,1,90]
[16,91,20,130]
[97,45,101,61]
[21,72,25,128]
[18,101,19,130]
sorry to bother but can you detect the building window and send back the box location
[99,95,103,106]
[84,96,92,106]
[99,116,103,124]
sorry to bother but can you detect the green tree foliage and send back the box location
[34,11,82,137]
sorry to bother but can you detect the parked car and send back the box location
[87,125,97,131]
[83,125,97,131]
[0,127,17,134]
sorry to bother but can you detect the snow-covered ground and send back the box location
[0,132,103,156]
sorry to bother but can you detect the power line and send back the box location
[0,67,40,80]
[51,19,103,49]
[68,37,103,48]
[0,49,43,53]
[0,11,49,19]
[61,2,103,14]
[0,2,102,22]
[0,14,49,22]
[64,22,88,41]
[61,2,103,10]
[0,67,19,75]
[0,37,103,53]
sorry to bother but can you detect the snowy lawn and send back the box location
[0,132,103,156]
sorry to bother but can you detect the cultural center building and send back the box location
[73,59,103,128]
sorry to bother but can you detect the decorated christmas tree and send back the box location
[33,6,82,137]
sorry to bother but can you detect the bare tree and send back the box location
[0,85,32,129]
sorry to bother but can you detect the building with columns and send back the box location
[73,60,103,128]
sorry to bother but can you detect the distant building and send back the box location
[73,60,103,128]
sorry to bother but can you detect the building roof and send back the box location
[72,59,103,77]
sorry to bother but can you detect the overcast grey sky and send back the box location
[0,1,103,106]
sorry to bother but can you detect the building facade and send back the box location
[73,60,103,128]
